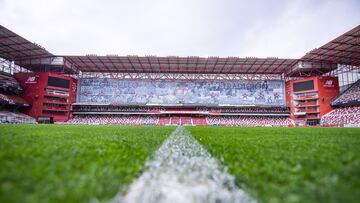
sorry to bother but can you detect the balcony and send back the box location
[43,98,68,104]
[295,102,318,107]
[294,112,306,116]
[306,115,320,120]
[43,104,69,111]
[295,109,319,113]
[45,92,69,98]
[294,96,318,101]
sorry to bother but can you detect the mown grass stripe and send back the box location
[114,126,254,203]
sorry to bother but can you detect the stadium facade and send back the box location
[0,25,359,126]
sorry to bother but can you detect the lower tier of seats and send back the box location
[0,110,37,124]
[320,106,360,127]
[66,115,294,127]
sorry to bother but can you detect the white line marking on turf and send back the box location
[111,126,255,203]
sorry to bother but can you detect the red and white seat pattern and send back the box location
[73,105,165,112]
[196,107,288,113]
[67,114,294,127]
[0,71,22,93]
[158,116,206,126]
[67,115,159,125]
[321,106,360,127]
[332,80,360,105]
[206,116,294,126]
[0,93,29,106]
[0,110,37,124]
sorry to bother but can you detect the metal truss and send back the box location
[16,56,78,74]
[79,72,283,81]
[327,64,360,76]
[0,57,31,74]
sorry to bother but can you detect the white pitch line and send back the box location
[111,126,255,203]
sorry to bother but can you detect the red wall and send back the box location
[286,76,339,123]
[317,76,339,117]
[15,72,77,122]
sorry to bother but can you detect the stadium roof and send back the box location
[301,25,360,67]
[65,55,297,74]
[0,25,53,61]
[1,24,359,75]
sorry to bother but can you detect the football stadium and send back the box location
[1,19,360,203]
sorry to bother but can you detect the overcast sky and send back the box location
[0,0,359,58]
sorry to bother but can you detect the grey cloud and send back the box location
[0,0,359,58]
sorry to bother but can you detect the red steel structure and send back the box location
[14,72,77,123]
[286,76,339,125]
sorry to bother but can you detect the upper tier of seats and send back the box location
[0,71,22,94]
[332,79,360,106]
[0,93,29,106]
[78,78,286,106]
[320,106,360,127]
[73,105,165,112]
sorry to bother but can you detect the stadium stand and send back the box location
[202,107,289,114]
[0,71,36,124]
[192,117,207,126]
[67,115,159,125]
[69,76,290,126]
[219,107,286,113]
[206,116,294,127]
[321,79,360,127]
[77,79,285,106]
[72,105,288,114]
[0,71,22,94]
[332,79,360,106]
[321,106,360,127]
[0,110,36,124]
[67,114,294,126]
[67,103,292,126]
[72,105,165,113]
[0,93,29,106]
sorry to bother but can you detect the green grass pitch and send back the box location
[188,126,360,203]
[0,125,175,203]
[1,125,360,203]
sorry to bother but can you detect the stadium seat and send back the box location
[332,79,360,105]
[321,106,360,127]
[206,116,294,127]
[0,110,37,124]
